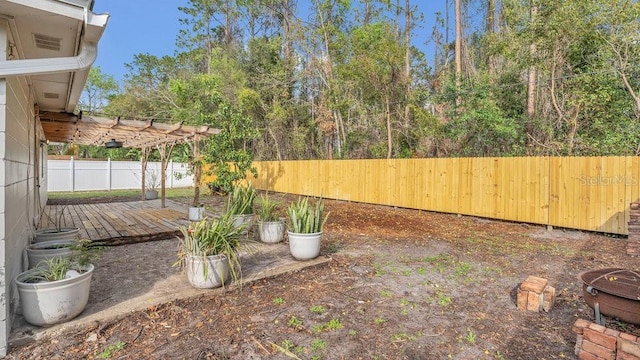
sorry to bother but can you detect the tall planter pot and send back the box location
[185,254,230,289]
[287,231,322,260]
[34,227,80,243]
[189,207,205,222]
[258,220,285,244]
[145,190,158,200]
[26,239,79,269]
[16,264,94,326]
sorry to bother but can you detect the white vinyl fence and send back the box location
[47,158,194,192]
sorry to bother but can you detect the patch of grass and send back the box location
[326,318,343,330]
[423,253,455,272]
[288,316,303,328]
[280,339,295,351]
[48,187,195,201]
[380,290,392,298]
[465,328,476,344]
[96,341,126,359]
[431,289,451,307]
[273,297,285,305]
[349,329,357,337]
[310,339,326,352]
[391,332,416,342]
[401,269,412,276]
[310,305,326,314]
[416,267,427,275]
[374,317,386,324]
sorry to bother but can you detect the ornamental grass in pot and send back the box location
[287,197,329,260]
[175,213,247,289]
[256,194,285,244]
[226,184,257,234]
[16,257,94,326]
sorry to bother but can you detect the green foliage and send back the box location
[255,193,281,221]
[22,257,89,283]
[226,184,256,215]
[287,197,329,234]
[96,341,126,359]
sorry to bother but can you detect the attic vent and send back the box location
[33,34,62,51]
[43,93,59,99]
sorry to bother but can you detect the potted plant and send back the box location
[16,257,94,326]
[175,213,246,289]
[226,184,256,234]
[25,239,102,270]
[34,205,80,243]
[256,194,285,244]
[286,197,329,260]
[145,168,160,200]
[188,203,206,222]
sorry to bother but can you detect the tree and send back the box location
[78,66,119,114]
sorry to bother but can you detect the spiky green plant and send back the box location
[22,257,86,283]
[226,184,257,215]
[175,212,247,284]
[256,193,281,221]
[287,197,329,234]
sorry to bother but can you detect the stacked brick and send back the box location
[629,203,640,256]
[573,319,640,360]
[516,276,555,312]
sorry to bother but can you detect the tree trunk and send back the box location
[404,0,411,128]
[525,3,538,152]
[192,135,201,206]
[386,94,393,159]
[455,0,462,106]
[486,0,495,75]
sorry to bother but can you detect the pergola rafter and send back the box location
[39,112,220,208]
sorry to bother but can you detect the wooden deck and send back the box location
[39,200,203,245]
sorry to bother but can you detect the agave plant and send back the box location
[287,197,329,234]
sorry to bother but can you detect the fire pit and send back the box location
[579,268,640,325]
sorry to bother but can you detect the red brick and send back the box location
[578,349,604,360]
[618,338,640,358]
[618,351,640,360]
[521,276,548,293]
[574,319,593,334]
[517,288,528,310]
[582,339,616,360]
[619,333,638,342]
[589,323,608,333]
[543,285,555,312]
[527,290,542,311]
[605,328,621,338]
[584,328,618,350]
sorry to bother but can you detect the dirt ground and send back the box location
[9,193,640,359]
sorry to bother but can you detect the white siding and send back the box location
[0,21,47,356]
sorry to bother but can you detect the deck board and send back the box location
[39,200,200,245]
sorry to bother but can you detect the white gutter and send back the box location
[0,41,97,77]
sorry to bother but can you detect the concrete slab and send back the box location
[8,238,330,347]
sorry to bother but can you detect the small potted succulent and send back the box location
[226,184,256,234]
[175,213,246,289]
[255,194,285,244]
[286,197,329,260]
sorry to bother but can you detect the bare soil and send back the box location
[9,193,639,359]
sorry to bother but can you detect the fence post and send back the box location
[70,156,75,192]
[107,157,112,191]
[169,160,174,188]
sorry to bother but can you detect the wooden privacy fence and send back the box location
[249,157,640,235]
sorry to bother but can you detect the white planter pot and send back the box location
[258,220,285,244]
[288,231,322,260]
[34,227,80,243]
[232,214,254,235]
[26,239,79,269]
[185,254,230,289]
[189,207,205,221]
[145,190,158,200]
[16,264,94,326]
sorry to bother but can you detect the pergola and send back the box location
[38,111,220,207]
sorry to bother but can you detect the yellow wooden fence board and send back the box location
[251,156,639,235]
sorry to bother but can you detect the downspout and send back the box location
[0,40,97,77]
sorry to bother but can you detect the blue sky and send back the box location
[92,1,447,84]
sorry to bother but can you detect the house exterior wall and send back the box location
[0,21,46,357]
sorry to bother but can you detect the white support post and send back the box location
[107,157,112,191]
[70,156,75,192]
